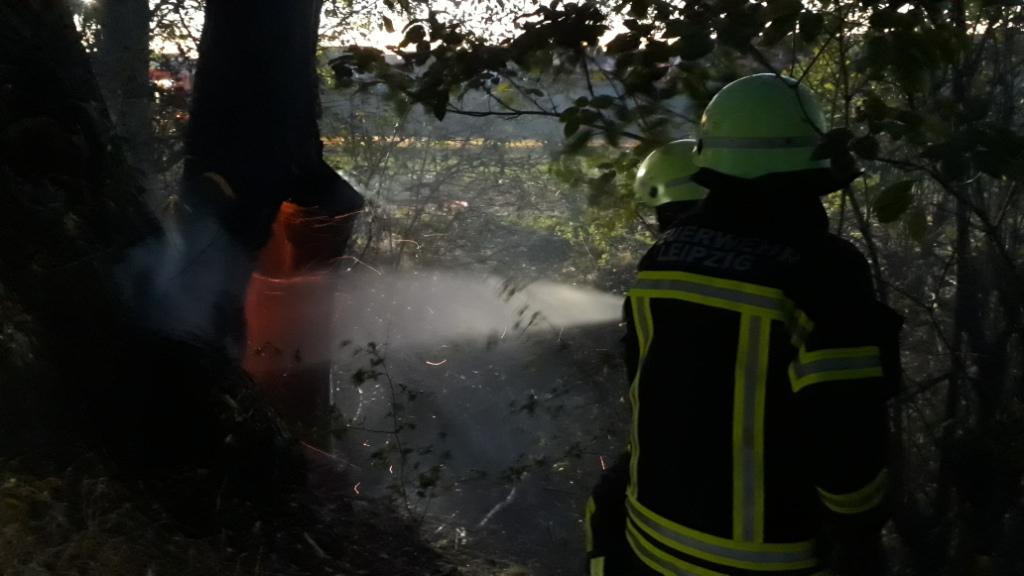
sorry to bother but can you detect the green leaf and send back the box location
[868,9,916,31]
[858,94,888,122]
[663,19,688,38]
[564,117,581,137]
[577,108,601,123]
[563,128,595,154]
[401,24,426,48]
[873,180,915,223]
[429,92,448,121]
[629,0,651,18]
[798,12,824,43]
[607,32,641,54]
[940,154,971,181]
[850,135,880,160]
[383,16,394,34]
[591,94,616,108]
[673,32,715,60]
[811,128,853,161]
[904,208,928,242]
[761,13,799,46]
[766,0,802,20]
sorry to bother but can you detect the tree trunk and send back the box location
[0,0,155,446]
[183,0,363,252]
[94,0,153,179]
[128,0,364,354]
[0,0,303,500]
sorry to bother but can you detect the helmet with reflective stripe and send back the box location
[696,73,827,178]
[633,139,707,207]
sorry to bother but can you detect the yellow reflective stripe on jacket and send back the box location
[631,271,788,321]
[789,346,883,392]
[585,497,596,552]
[627,522,728,576]
[817,469,889,515]
[629,296,654,499]
[630,271,815,345]
[589,556,605,576]
[627,496,818,571]
[632,295,655,358]
[787,306,814,349]
[732,313,770,543]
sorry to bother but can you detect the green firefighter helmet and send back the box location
[696,73,828,179]
[633,139,707,207]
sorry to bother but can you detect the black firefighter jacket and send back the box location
[619,176,900,576]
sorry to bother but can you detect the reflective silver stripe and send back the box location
[740,315,763,542]
[626,500,816,567]
[702,135,820,150]
[732,314,766,543]
[792,355,882,380]
[665,176,694,188]
[632,278,783,314]
[627,524,714,576]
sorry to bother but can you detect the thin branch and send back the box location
[503,72,551,112]
[893,372,953,405]
[581,50,597,99]
[847,178,889,303]
[796,23,841,85]
[444,105,646,141]
[748,44,781,76]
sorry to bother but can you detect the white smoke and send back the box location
[115,210,254,353]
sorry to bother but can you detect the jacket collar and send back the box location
[688,169,836,238]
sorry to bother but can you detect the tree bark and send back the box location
[0,0,155,445]
[184,0,363,252]
[131,0,364,352]
[94,0,153,178]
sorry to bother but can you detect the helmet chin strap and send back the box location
[655,200,701,232]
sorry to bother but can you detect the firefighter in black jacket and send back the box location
[590,74,902,575]
[586,139,709,575]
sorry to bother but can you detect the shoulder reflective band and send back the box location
[627,497,818,571]
[627,522,728,576]
[817,469,889,515]
[630,271,788,320]
[630,271,815,344]
[701,135,821,150]
[789,346,883,393]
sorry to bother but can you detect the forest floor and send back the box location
[0,447,458,576]
[0,447,577,576]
